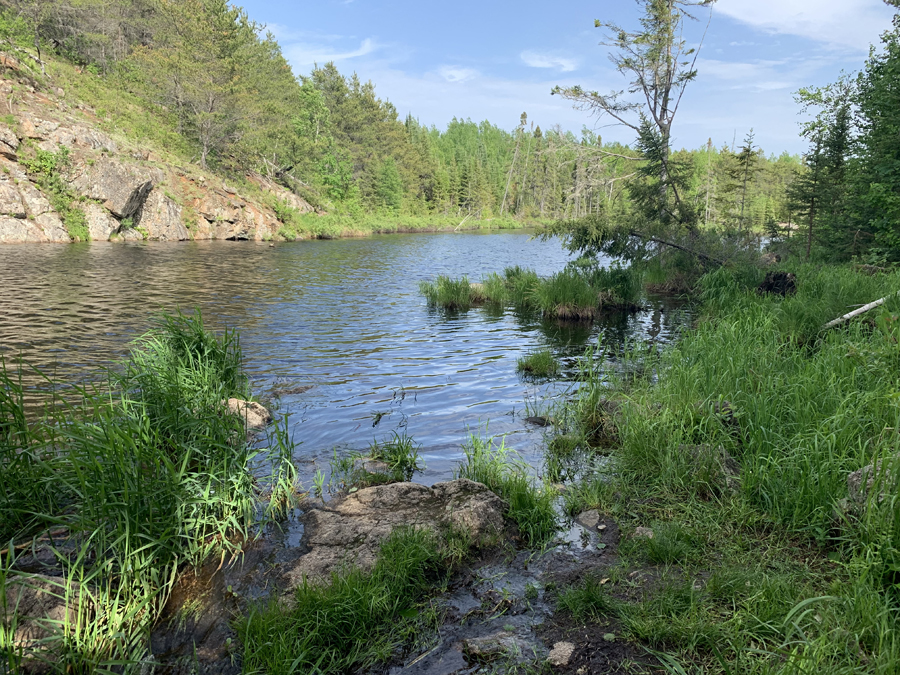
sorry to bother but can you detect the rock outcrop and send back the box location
[283,480,508,584]
[0,56,316,244]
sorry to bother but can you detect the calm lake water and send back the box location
[0,231,692,484]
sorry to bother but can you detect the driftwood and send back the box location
[822,291,900,330]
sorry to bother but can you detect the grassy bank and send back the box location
[0,312,296,672]
[553,262,900,673]
[420,262,643,317]
[275,211,541,241]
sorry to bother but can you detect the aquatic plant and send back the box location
[516,349,560,378]
[457,434,557,546]
[419,275,479,310]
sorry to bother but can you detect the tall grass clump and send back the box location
[457,435,557,546]
[504,265,541,308]
[0,311,297,669]
[239,527,446,675]
[419,275,479,310]
[516,349,560,378]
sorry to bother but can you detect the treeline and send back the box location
[783,11,900,263]
[0,0,801,227]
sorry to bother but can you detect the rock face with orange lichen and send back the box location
[0,55,315,244]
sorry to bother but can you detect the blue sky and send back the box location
[238,0,895,155]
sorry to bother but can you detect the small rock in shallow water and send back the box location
[547,641,575,667]
[576,509,600,530]
[463,633,536,662]
[224,398,271,430]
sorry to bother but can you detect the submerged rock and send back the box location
[284,479,507,584]
[463,632,539,662]
[224,398,271,430]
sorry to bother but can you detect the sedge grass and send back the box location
[516,349,560,378]
[457,434,557,546]
[0,311,298,670]
[238,527,448,675]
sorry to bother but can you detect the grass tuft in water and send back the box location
[516,349,560,378]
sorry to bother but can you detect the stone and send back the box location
[848,457,899,505]
[83,203,118,241]
[547,641,576,667]
[463,633,536,662]
[0,124,19,159]
[576,509,601,530]
[284,479,507,584]
[35,213,70,243]
[136,189,189,241]
[0,215,30,242]
[18,180,52,217]
[119,226,143,241]
[0,179,26,217]
[69,156,159,218]
[50,124,117,152]
[224,398,271,430]
[633,526,654,539]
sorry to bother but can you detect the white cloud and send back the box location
[284,38,378,68]
[520,50,580,72]
[438,66,479,83]
[714,0,894,50]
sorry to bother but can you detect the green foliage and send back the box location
[20,146,87,240]
[457,434,558,546]
[421,263,642,319]
[0,312,295,668]
[419,275,480,310]
[516,349,560,378]
[238,527,447,675]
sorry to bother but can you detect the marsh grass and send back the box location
[332,432,424,489]
[419,263,643,319]
[555,263,900,673]
[238,527,448,675]
[516,349,559,378]
[457,435,557,546]
[0,311,298,670]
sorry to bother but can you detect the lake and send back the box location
[0,231,692,485]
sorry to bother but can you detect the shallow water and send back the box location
[0,231,692,485]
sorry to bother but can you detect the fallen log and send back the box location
[822,291,900,330]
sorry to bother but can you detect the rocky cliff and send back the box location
[0,55,315,244]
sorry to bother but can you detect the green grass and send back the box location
[0,311,297,670]
[516,349,560,378]
[238,527,448,675]
[419,263,642,319]
[331,432,424,489]
[420,275,481,310]
[555,262,900,673]
[457,434,558,546]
